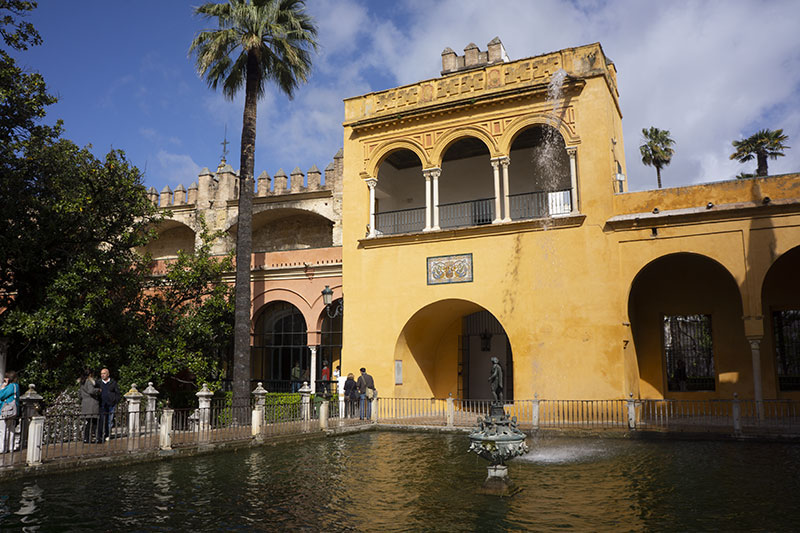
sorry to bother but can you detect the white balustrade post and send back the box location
[299,382,312,421]
[25,416,44,466]
[446,394,455,427]
[251,382,267,439]
[748,338,764,420]
[532,394,540,429]
[124,384,144,451]
[370,394,379,422]
[366,178,378,237]
[423,170,432,231]
[491,158,502,223]
[627,392,637,430]
[196,383,213,444]
[430,168,441,230]
[500,156,511,222]
[159,408,174,450]
[319,398,329,430]
[309,346,318,394]
[142,382,159,433]
[732,393,742,436]
[567,147,578,214]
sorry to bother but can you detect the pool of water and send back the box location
[1,432,799,531]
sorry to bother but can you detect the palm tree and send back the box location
[639,127,675,189]
[730,128,790,177]
[190,0,317,404]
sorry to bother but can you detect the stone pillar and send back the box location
[273,169,288,194]
[490,158,502,223]
[159,186,173,208]
[159,408,173,451]
[124,384,144,451]
[299,382,312,421]
[252,382,267,438]
[142,382,159,433]
[257,171,271,196]
[423,170,432,231]
[196,383,213,443]
[366,178,378,237]
[187,182,198,205]
[307,165,322,190]
[430,168,441,231]
[500,157,511,222]
[319,398,329,430]
[446,394,455,427]
[19,383,43,448]
[173,184,186,205]
[26,416,44,466]
[309,346,318,394]
[370,395,379,422]
[290,167,305,192]
[627,392,636,430]
[748,338,764,419]
[532,394,540,429]
[567,147,578,214]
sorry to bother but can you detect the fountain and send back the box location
[467,357,528,495]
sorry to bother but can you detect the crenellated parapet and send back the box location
[143,149,344,258]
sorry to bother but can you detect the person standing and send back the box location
[343,373,358,418]
[0,370,20,453]
[321,361,330,394]
[97,368,120,442]
[291,362,301,393]
[356,367,375,420]
[79,369,101,443]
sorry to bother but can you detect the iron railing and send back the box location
[375,207,425,235]
[439,198,495,229]
[508,189,572,220]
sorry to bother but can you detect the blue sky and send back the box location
[14,0,800,192]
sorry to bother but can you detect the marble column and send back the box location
[309,345,318,394]
[748,338,764,419]
[567,147,578,214]
[500,156,511,222]
[423,170,432,231]
[430,167,441,230]
[366,178,377,237]
[490,158,502,223]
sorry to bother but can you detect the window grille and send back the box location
[774,309,800,391]
[663,314,715,391]
[251,302,308,391]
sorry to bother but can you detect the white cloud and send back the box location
[151,150,202,187]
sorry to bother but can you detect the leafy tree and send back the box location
[730,128,790,177]
[639,127,675,189]
[190,0,317,404]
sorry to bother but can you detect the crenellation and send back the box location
[257,171,270,196]
[290,167,305,193]
[307,165,322,190]
[147,186,158,206]
[441,37,507,75]
[174,184,186,205]
[215,159,238,203]
[187,182,198,205]
[159,185,172,207]
[197,167,214,208]
[273,168,288,194]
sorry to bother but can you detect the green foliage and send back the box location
[639,127,675,189]
[730,128,790,177]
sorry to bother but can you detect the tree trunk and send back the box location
[656,166,662,189]
[232,52,259,407]
[756,154,768,177]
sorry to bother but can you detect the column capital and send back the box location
[491,155,510,165]
[422,167,441,180]
[566,146,578,157]
[364,178,378,189]
[748,338,762,349]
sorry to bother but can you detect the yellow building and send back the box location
[340,40,800,404]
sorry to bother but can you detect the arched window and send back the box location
[252,301,307,392]
[318,298,343,378]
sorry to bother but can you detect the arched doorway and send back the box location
[394,299,513,401]
[628,253,748,398]
[318,298,343,379]
[761,246,800,395]
[252,301,308,392]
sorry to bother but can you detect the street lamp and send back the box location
[321,285,343,318]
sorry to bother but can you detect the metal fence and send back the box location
[375,207,425,235]
[508,189,571,220]
[439,198,495,229]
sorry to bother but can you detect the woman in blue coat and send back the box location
[0,370,20,453]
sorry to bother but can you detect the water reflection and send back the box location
[0,433,798,532]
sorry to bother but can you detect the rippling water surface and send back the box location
[1,433,799,532]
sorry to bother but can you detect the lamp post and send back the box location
[321,285,343,318]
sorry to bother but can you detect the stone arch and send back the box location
[141,219,196,259]
[368,139,429,178]
[431,126,500,166]
[251,288,313,338]
[627,252,750,399]
[251,299,309,391]
[229,207,334,252]
[394,298,514,400]
[313,283,343,332]
[499,113,579,154]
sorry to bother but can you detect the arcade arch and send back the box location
[252,301,308,392]
[250,208,333,252]
[142,220,195,259]
[628,253,750,399]
[373,148,425,235]
[393,299,513,400]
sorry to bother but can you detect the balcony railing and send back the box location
[373,189,574,236]
[439,197,495,229]
[509,189,572,220]
[375,206,425,235]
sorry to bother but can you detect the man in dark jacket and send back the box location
[356,367,375,420]
[97,367,121,442]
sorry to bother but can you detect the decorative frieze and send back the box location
[427,253,473,285]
